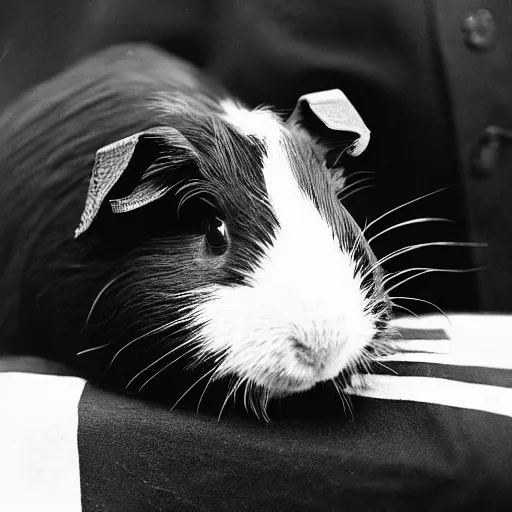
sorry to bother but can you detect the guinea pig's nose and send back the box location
[289,336,327,371]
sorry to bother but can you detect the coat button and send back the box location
[462,9,497,51]
[472,126,512,176]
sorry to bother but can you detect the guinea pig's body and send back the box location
[0,44,390,413]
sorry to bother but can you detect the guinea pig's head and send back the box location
[76,90,391,407]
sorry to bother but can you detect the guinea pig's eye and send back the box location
[205,216,229,255]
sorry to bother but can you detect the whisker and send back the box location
[383,266,446,286]
[196,363,223,414]
[248,383,260,420]
[82,277,120,333]
[232,376,247,408]
[243,380,250,414]
[361,187,449,237]
[371,360,398,375]
[347,170,376,178]
[339,184,374,203]
[107,308,196,371]
[332,379,347,415]
[367,217,453,245]
[135,340,201,391]
[390,301,420,319]
[360,242,486,281]
[348,222,371,263]
[217,379,239,422]
[385,269,441,295]
[76,342,112,356]
[170,366,218,412]
[261,389,271,423]
[0,39,13,65]
[330,150,345,169]
[357,353,373,374]
[360,352,375,373]
[385,266,485,295]
[349,188,451,262]
[333,378,354,420]
[338,176,374,198]
[390,295,450,323]
[125,341,197,390]
[379,241,485,270]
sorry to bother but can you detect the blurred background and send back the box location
[1,0,511,314]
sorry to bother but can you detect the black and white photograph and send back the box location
[0,1,511,510]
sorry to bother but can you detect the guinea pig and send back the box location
[0,44,391,416]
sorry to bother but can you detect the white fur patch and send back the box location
[220,99,283,141]
[194,102,376,395]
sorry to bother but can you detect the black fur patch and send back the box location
[0,45,283,401]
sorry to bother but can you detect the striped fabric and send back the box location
[1,315,511,511]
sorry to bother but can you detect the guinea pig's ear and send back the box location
[286,89,370,168]
[75,126,197,238]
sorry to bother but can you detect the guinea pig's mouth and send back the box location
[255,367,352,400]
[252,356,357,399]
[249,325,393,400]
[264,376,318,397]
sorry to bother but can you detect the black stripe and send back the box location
[77,381,512,512]
[395,326,449,340]
[367,360,512,388]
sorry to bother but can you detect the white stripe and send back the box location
[388,314,512,370]
[390,314,450,331]
[390,340,453,354]
[347,374,512,419]
[0,373,86,512]
[390,313,512,339]
[378,351,512,370]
